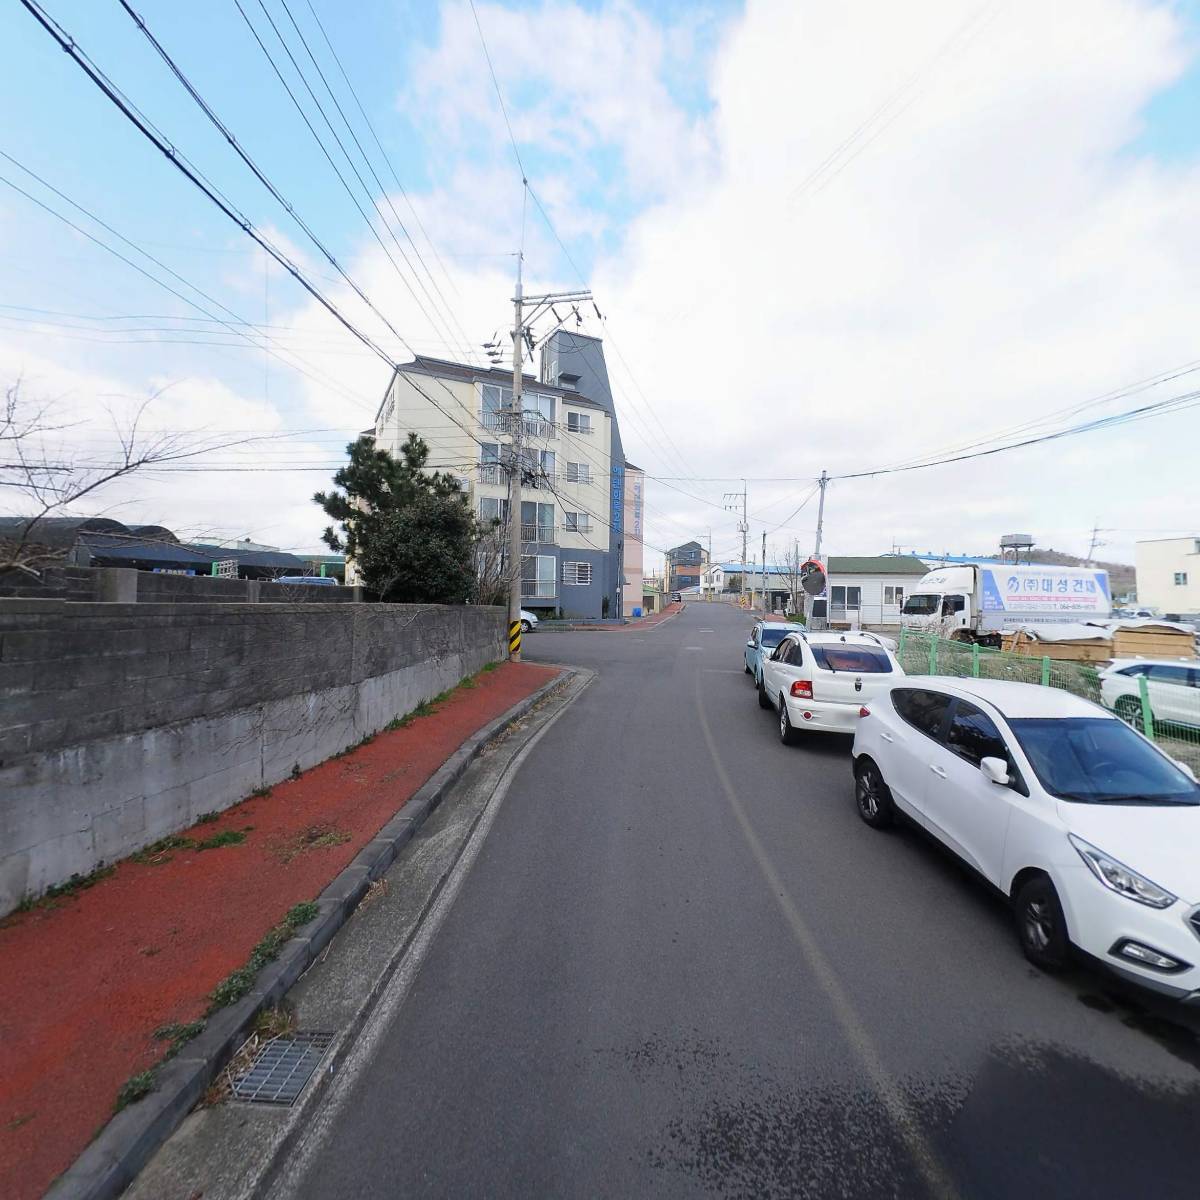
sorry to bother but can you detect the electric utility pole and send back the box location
[813,470,828,561]
[761,529,767,612]
[723,481,748,596]
[809,470,829,629]
[505,268,593,660]
[506,253,525,660]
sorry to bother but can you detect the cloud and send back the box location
[5,0,1199,572]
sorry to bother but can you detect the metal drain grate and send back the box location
[230,1032,333,1106]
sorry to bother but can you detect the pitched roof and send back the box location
[827,555,929,575]
[395,358,606,411]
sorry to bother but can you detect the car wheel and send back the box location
[520,619,532,633]
[757,677,772,710]
[1114,694,1144,726]
[1014,875,1069,971]
[779,699,801,746]
[854,758,894,829]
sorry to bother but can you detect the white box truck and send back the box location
[900,563,1111,645]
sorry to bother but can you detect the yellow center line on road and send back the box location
[692,670,959,1200]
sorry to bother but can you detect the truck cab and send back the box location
[900,567,975,636]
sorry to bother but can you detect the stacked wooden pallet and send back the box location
[1108,623,1197,660]
[1002,628,1112,662]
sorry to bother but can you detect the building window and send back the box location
[565,462,592,484]
[884,586,905,606]
[563,561,592,586]
[566,411,591,434]
[479,497,508,524]
[1176,572,1189,586]
[521,501,555,543]
[563,510,593,534]
[521,554,555,598]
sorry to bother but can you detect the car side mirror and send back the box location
[747,640,755,648]
[1173,759,1197,782]
[980,757,1010,786]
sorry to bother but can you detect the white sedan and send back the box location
[758,631,903,741]
[519,610,539,633]
[852,678,1200,1000]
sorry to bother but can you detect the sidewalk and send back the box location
[0,660,559,1200]
[544,601,684,631]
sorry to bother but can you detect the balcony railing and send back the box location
[563,470,593,486]
[479,412,557,440]
[521,524,556,543]
[565,421,592,436]
[563,522,593,535]
[478,463,505,485]
[521,580,556,598]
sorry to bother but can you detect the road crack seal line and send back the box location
[692,669,959,1200]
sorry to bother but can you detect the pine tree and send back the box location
[314,434,476,602]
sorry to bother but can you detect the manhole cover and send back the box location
[230,1032,333,1106]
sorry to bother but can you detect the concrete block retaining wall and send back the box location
[0,599,506,915]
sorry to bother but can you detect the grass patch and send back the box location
[16,864,116,911]
[270,824,351,864]
[5,1112,35,1132]
[153,1019,206,1060]
[195,829,246,851]
[205,901,319,1015]
[384,666,497,732]
[132,835,194,865]
[114,1070,156,1113]
[250,785,273,799]
[195,811,220,824]
[254,1006,296,1039]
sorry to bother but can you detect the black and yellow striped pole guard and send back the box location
[508,620,522,659]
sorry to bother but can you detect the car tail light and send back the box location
[859,706,870,718]
[790,680,813,699]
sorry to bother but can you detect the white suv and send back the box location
[1099,659,1199,729]
[758,631,902,742]
[852,678,1200,999]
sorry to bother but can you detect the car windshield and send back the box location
[809,645,892,673]
[760,627,796,648]
[1008,717,1200,805]
[902,594,939,615]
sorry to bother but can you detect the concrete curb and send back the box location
[45,667,574,1200]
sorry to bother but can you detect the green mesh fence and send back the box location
[897,628,1200,774]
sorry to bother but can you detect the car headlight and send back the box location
[1069,835,1176,909]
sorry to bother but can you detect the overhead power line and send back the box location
[0,152,376,416]
[834,386,1200,481]
[18,0,494,451]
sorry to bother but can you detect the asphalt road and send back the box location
[290,603,1200,1199]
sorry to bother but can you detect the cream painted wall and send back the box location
[1136,538,1200,611]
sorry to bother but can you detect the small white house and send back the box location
[700,555,928,625]
[820,556,930,626]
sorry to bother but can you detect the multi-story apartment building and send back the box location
[666,540,707,594]
[374,330,635,620]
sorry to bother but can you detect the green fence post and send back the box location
[898,626,907,661]
[971,644,980,678]
[1040,656,1051,687]
[928,636,938,675]
[1137,674,1155,738]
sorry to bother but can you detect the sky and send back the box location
[1,0,1199,570]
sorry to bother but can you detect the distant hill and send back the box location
[1029,548,1135,597]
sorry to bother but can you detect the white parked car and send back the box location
[519,609,539,633]
[744,619,804,685]
[1099,659,1199,729]
[758,631,903,741]
[852,678,1200,1000]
